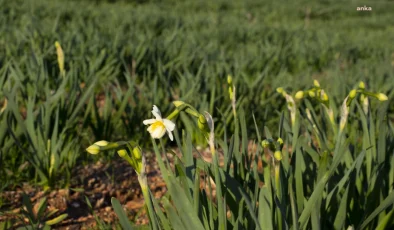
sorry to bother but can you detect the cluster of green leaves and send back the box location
[0,193,67,230]
[111,88,394,229]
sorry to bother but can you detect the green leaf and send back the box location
[111,197,133,230]
[359,191,394,229]
[45,213,68,226]
[258,187,273,230]
[298,172,330,229]
[333,184,349,229]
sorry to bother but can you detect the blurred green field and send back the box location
[1,0,394,228]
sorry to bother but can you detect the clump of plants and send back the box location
[87,78,393,229]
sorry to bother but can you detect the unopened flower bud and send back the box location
[86,145,100,155]
[132,147,142,160]
[227,75,233,85]
[377,93,388,101]
[308,90,316,98]
[173,101,185,107]
[198,114,209,132]
[349,89,357,99]
[95,140,109,147]
[277,137,284,147]
[274,150,282,161]
[86,140,109,154]
[117,149,128,158]
[359,81,365,89]
[229,87,233,100]
[321,92,329,101]
[261,140,270,148]
[313,80,320,87]
[295,91,304,100]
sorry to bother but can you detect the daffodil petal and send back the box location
[152,126,166,139]
[163,119,175,131]
[143,119,156,125]
[167,129,174,141]
[152,105,162,120]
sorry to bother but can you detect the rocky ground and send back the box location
[0,142,260,229]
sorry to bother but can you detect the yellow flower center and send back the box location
[151,120,165,130]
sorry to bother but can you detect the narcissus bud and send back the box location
[321,92,329,101]
[95,140,109,147]
[86,140,109,154]
[261,140,270,148]
[377,93,388,101]
[359,81,365,89]
[198,114,210,132]
[117,149,128,158]
[173,101,185,107]
[349,89,357,99]
[274,150,282,161]
[295,91,304,100]
[277,138,284,147]
[308,90,316,98]
[227,75,233,85]
[132,147,142,160]
[313,80,320,87]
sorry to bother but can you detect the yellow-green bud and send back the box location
[198,114,209,132]
[308,90,316,98]
[359,81,365,89]
[295,91,304,100]
[173,101,185,107]
[227,75,233,85]
[313,80,320,87]
[86,145,100,155]
[321,92,329,101]
[132,147,142,160]
[276,87,284,94]
[229,87,233,100]
[262,140,270,148]
[377,93,388,101]
[95,140,109,147]
[274,150,282,161]
[349,89,357,99]
[277,137,284,147]
[117,149,128,158]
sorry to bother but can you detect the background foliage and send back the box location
[0,0,394,228]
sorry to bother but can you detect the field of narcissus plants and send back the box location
[1,0,394,229]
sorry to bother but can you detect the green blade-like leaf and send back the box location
[359,191,394,229]
[45,213,68,226]
[111,197,133,230]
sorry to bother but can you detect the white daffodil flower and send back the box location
[143,105,176,141]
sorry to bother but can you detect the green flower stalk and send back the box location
[276,87,298,126]
[203,112,215,157]
[360,94,369,115]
